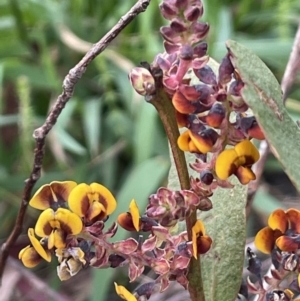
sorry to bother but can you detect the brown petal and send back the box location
[286,209,300,233]
[276,236,299,252]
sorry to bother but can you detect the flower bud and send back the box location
[206,103,225,128]
[193,42,207,57]
[175,0,188,9]
[218,55,234,85]
[180,44,194,60]
[159,2,178,20]
[194,65,217,85]
[238,116,265,140]
[135,282,155,300]
[229,79,244,96]
[189,128,219,154]
[117,212,136,232]
[170,18,188,33]
[109,254,126,268]
[198,197,213,211]
[246,247,262,279]
[184,5,203,22]
[140,216,159,231]
[200,170,214,185]
[161,26,181,44]
[189,22,209,41]
[129,67,155,96]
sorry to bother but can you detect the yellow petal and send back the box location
[234,140,260,165]
[55,208,83,235]
[48,230,55,249]
[53,229,67,249]
[189,131,214,154]
[215,148,238,180]
[68,183,117,220]
[177,130,192,152]
[68,183,91,217]
[114,283,137,301]
[284,289,294,300]
[29,181,77,210]
[35,209,55,237]
[29,184,55,210]
[88,201,105,221]
[254,227,281,254]
[28,228,51,262]
[18,245,42,268]
[50,181,77,202]
[192,220,206,259]
[90,182,117,215]
[268,209,288,233]
[129,199,140,231]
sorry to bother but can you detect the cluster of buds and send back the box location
[19,181,212,300]
[130,0,264,203]
[242,209,300,300]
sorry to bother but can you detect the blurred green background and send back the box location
[0,0,300,300]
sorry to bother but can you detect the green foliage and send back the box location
[228,40,300,193]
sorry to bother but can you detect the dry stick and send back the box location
[0,0,152,282]
[281,22,300,103]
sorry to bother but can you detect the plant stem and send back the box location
[149,79,205,301]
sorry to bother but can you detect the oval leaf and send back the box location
[227,39,300,193]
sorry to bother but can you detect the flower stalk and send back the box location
[147,75,205,301]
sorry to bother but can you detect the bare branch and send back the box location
[0,0,152,282]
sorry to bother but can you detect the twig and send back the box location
[0,0,152,282]
[281,22,300,103]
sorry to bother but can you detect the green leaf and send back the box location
[201,179,246,301]
[168,150,246,301]
[56,128,86,155]
[227,40,300,193]
[134,102,157,164]
[82,97,102,156]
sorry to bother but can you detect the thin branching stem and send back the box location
[0,0,152,282]
[149,67,205,301]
